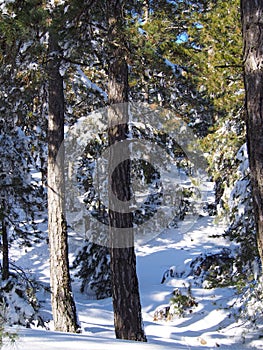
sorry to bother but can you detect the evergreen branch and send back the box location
[62,57,91,66]
[215,64,243,69]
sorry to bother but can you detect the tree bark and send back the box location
[107,0,147,342]
[1,202,9,280]
[47,29,79,333]
[241,0,263,266]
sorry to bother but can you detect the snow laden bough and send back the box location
[161,248,240,288]
[0,264,50,328]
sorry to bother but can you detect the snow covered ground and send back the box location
[3,199,263,349]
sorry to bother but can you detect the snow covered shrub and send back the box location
[169,286,198,318]
[154,284,198,321]
[0,322,17,348]
[162,249,237,288]
[0,269,48,327]
[153,305,171,321]
[161,266,177,284]
[195,143,259,289]
[161,248,258,293]
[237,278,263,324]
[0,125,46,246]
[201,117,244,215]
[72,240,112,300]
[189,248,235,288]
[0,301,17,346]
[223,144,259,273]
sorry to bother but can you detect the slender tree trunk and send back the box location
[1,204,9,280]
[107,0,147,342]
[241,0,263,266]
[47,29,79,333]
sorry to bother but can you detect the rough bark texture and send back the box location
[241,0,263,266]
[2,209,9,280]
[107,0,147,342]
[47,30,79,333]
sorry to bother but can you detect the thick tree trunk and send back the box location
[107,0,147,342]
[241,0,263,266]
[2,210,9,280]
[47,30,79,333]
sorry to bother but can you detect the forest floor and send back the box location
[3,184,263,349]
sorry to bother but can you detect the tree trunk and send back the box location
[47,29,79,333]
[107,0,147,342]
[1,205,9,280]
[241,0,263,266]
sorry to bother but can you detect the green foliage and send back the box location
[184,0,258,275]
[169,286,198,318]
[154,284,198,321]
[124,1,214,135]
[188,0,243,113]
[187,0,245,203]
[73,241,112,300]
[0,0,260,330]
[0,323,18,348]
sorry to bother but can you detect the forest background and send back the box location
[0,0,263,345]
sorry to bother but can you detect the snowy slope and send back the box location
[4,202,263,349]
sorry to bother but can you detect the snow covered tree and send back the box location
[0,126,43,280]
[70,0,215,305]
[0,0,78,330]
[184,0,260,273]
[241,0,263,269]
[0,0,47,280]
[224,144,258,274]
[73,241,111,300]
[0,0,105,329]
[0,0,49,327]
[187,0,245,204]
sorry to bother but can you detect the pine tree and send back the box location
[106,0,146,342]
[241,0,263,269]
[0,0,47,280]
[187,0,245,195]
[47,8,79,331]
[0,0,49,327]
[70,0,215,304]
[127,0,214,136]
[224,143,257,272]
[183,0,259,273]
[73,241,111,299]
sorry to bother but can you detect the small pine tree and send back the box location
[224,144,259,274]
[73,240,112,300]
